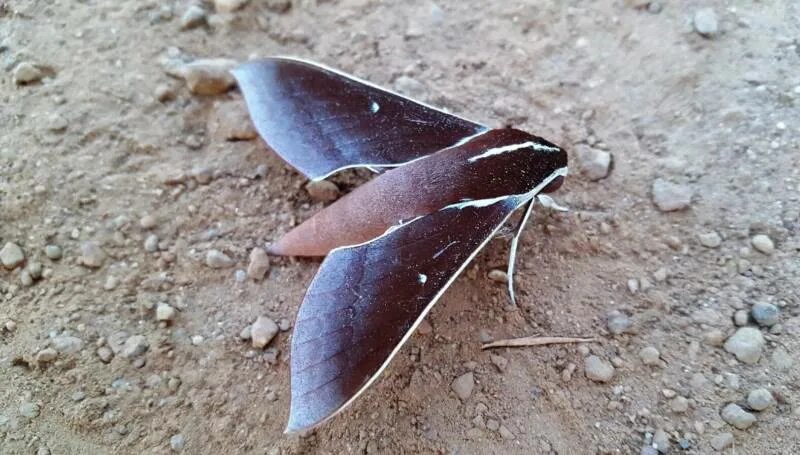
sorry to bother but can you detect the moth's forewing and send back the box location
[287,194,530,432]
[232,57,487,180]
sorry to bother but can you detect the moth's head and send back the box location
[528,135,567,194]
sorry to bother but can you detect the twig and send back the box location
[481,336,598,350]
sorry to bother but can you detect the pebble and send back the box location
[156,303,176,322]
[19,402,40,419]
[721,403,756,430]
[104,275,119,291]
[640,447,658,455]
[139,214,157,229]
[234,269,247,282]
[121,335,149,358]
[490,354,508,372]
[693,8,719,37]
[80,241,106,268]
[27,262,42,279]
[13,62,44,84]
[179,59,237,95]
[652,429,669,453]
[394,76,427,100]
[576,146,612,181]
[214,0,249,13]
[44,244,62,260]
[35,348,58,364]
[247,247,270,281]
[451,372,474,401]
[209,102,257,140]
[170,433,186,451]
[584,355,615,382]
[144,234,160,252]
[97,346,114,363]
[498,425,514,440]
[724,327,764,364]
[771,347,793,371]
[710,432,734,451]
[487,269,508,283]
[747,388,774,411]
[52,335,84,354]
[638,346,661,366]
[155,84,176,102]
[670,396,690,413]
[751,302,779,327]
[21,270,34,287]
[5,320,17,332]
[733,309,749,326]
[205,249,234,268]
[606,310,632,335]
[239,325,252,340]
[1,242,25,269]
[191,335,204,345]
[251,316,279,349]
[652,179,692,212]
[305,180,340,202]
[751,234,775,255]
[698,231,722,248]
[180,5,207,30]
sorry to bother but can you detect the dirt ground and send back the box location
[2,0,799,453]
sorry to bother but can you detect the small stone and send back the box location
[704,329,726,347]
[639,346,661,366]
[733,309,749,326]
[144,234,160,252]
[710,433,734,451]
[13,62,44,84]
[394,76,427,100]
[71,391,86,402]
[652,429,670,453]
[52,335,83,354]
[670,396,690,413]
[170,433,186,451]
[487,269,508,283]
[451,372,474,401]
[771,347,793,371]
[606,310,631,335]
[751,302,779,327]
[584,355,615,382]
[693,8,719,37]
[652,179,692,212]
[724,327,765,364]
[80,241,106,268]
[576,146,612,181]
[417,319,433,335]
[180,5,207,30]
[1,242,25,269]
[490,354,508,372]
[180,59,237,95]
[205,249,234,268]
[209,101,257,140]
[191,335,204,346]
[27,262,42,279]
[35,348,58,364]
[139,214,157,229]
[247,247,270,281]
[721,403,756,430]
[251,316,279,349]
[104,275,119,291]
[190,166,213,184]
[44,244,62,260]
[626,278,639,294]
[305,180,340,202]
[698,231,722,248]
[19,402,40,419]
[498,425,514,440]
[214,0,249,13]
[156,303,176,322]
[234,269,247,282]
[5,320,17,332]
[751,234,775,255]
[97,346,114,363]
[640,447,658,455]
[20,270,34,287]
[239,325,252,340]
[746,388,774,411]
[121,335,149,358]
[154,84,176,102]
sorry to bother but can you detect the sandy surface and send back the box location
[2,0,799,453]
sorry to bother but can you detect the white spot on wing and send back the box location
[370,101,380,113]
[418,273,427,284]
[467,141,561,163]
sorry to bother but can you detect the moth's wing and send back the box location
[232,57,488,180]
[287,194,528,432]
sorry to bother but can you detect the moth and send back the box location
[232,57,568,432]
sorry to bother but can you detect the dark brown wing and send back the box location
[286,194,529,432]
[232,57,487,180]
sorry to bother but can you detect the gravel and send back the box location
[19,402,40,419]
[487,269,508,283]
[170,433,186,451]
[139,214,157,229]
[723,327,765,364]
[576,145,612,181]
[247,247,270,281]
[746,388,774,411]
[751,302,779,327]
[721,403,756,430]
[80,241,106,268]
[144,234,160,252]
[606,310,632,335]
[44,244,62,260]
[710,433,734,451]
[205,249,234,268]
[156,303,176,322]
[35,348,58,364]
[251,316,279,349]
[750,234,775,255]
[584,355,615,382]
[179,59,237,95]
[1,242,25,269]
[214,0,249,13]
[52,335,84,354]
[693,8,719,37]
[698,231,722,248]
[121,335,149,358]
[652,429,669,453]
[652,179,692,211]
[451,372,474,401]
[180,5,207,30]
[13,62,44,84]
[638,346,661,366]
